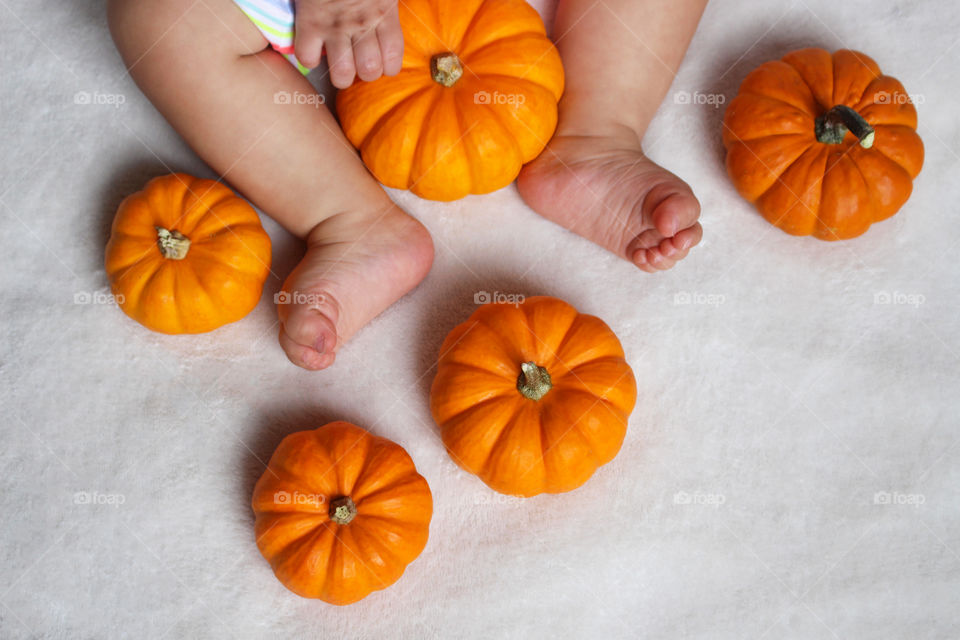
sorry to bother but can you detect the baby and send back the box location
[107,0,705,370]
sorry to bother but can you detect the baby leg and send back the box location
[107,0,433,368]
[519,0,706,272]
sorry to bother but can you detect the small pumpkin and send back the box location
[105,173,272,334]
[336,0,565,201]
[723,48,924,240]
[430,296,637,497]
[251,421,432,605]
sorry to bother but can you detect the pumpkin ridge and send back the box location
[326,427,374,496]
[547,311,593,367]
[812,151,853,239]
[475,72,560,105]
[348,439,409,501]
[358,84,435,149]
[548,385,630,420]
[105,236,161,272]
[181,191,240,234]
[171,176,200,232]
[449,85,477,193]
[184,245,269,280]
[132,262,170,328]
[545,391,628,464]
[190,222,270,271]
[452,0,492,55]
[346,519,405,575]
[177,257,220,318]
[737,91,819,117]
[438,360,516,382]
[188,199,258,235]
[329,525,389,594]
[782,51,834,112]
[564,355,633,378]
[458,29,556,62]
[405,88,449,189]
[539,412,599,486]
[470,315,532,364]
[866,127,922,177]
[320,523,350,598]
[352,515,430,541]
[456,82,526,182]
[351,476,430,511]
[435,388,517,426]
[743,138,818,205]
[270,515,332,575]
[846,150,880,224]
[479,401,540,488]
[759,145,830,234]
[108,251,161,300]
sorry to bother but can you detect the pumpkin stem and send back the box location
[430,52,463,87]
[517,361,552,401]
[155,226,191,260]
[815,105,875,148]
[328,496,357,525]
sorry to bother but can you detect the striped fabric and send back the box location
[233,0,311,74]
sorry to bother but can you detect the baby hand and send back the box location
[293,0,404,88]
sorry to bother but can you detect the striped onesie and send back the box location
[233,0,311,74]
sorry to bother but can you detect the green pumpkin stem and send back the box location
[517,361,552,401]
[155,226,191,260]
[815,105,875,148]
[328,496,357,525]
[430,52,463,87]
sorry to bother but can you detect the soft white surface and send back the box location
[2,0,959,637]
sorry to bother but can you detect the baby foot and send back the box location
[517,132,702,272]
[277,204,434,370]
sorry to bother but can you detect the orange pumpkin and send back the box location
[105,173,272,334]
[723,48,924,240]
[336,0,565,201]
[251,422,432,605]
[430,297,637,497]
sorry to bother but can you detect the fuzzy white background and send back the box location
[2,0,959,637]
